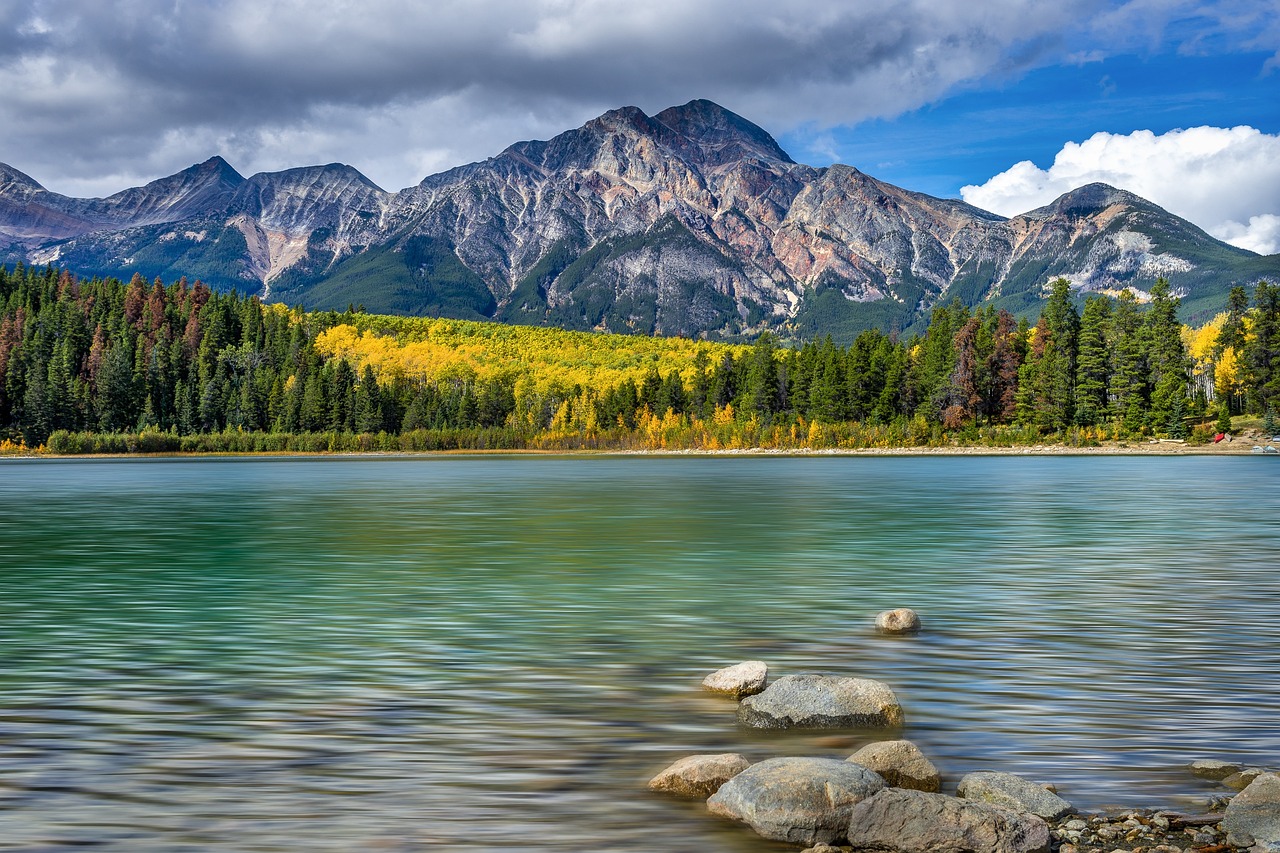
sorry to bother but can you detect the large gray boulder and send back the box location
[738,674,905,730]
[648,753,751,799]
[845,788,1051,853]
[848,740,941,792]
[701,661,768,698]
[957,771,1072,820]
[707,756,885,845]
[1224,772,1280,849]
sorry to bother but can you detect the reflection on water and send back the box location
[1,455,1278,851]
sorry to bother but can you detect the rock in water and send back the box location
[848,740,941,792]
[957,771,1072,820]
[701,661,768,698]
[1224,772,1280,849]
[1189,759,1242,780]
[845,788,1051,853]
[648,753,751,799]
[738,674,905,730]
[707,756,885,845]
[876,608,922,634]
[1224,768,1267,790]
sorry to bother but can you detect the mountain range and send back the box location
[3,99,1276,340]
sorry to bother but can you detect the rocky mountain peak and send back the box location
[0,163,46,192]
[585,105,664,137]
[1025,182,1148,220]
[231,162,389,236]
[243,163,383,191]
[653,99,794,165]
[190,156,247,188]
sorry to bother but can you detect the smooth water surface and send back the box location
[1,455,1278,851]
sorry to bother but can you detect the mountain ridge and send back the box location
[2,99,1275,340]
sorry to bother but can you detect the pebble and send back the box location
[1044,808,1251,852]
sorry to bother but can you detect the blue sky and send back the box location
[3,0,1278,251]
[783,48,1280,201]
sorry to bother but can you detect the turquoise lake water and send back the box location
[1,455,1278,851]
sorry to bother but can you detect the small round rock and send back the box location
[847,739,941,792]
[875,608,922,635]
[647,753,751,799]
[701,661,768,698]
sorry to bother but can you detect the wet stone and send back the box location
[647,753,751,799]
[1192,760,1245,781]
[737,674,905,730]
[701,661,768,699]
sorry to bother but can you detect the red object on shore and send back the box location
[1214,433,1225,443]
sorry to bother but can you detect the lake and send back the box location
[1,455,1278,851]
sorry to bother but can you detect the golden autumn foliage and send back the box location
[1183,314,1224,378]
[314,316,747,394]
[1182,312,1253,404]
[1215,346,1243,400]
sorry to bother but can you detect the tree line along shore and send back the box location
[0,263,1276,455]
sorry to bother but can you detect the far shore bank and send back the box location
[4,438,1277,460]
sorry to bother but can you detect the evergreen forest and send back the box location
[1,263,1277,454]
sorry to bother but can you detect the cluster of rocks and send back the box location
[649,630,1280,853]
[651,734,1070,851]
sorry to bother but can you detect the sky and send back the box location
[2,0,1278,253]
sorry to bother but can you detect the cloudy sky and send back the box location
[3,0,1278,252]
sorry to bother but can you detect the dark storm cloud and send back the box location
[0,0,1269,196]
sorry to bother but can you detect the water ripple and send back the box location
[1,456,1278,851]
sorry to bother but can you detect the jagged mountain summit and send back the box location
[2,100,1275,339]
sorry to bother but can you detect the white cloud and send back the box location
[2,0,1277,203]
[961,126,1280,255]
[1214,214,1280,256]
[0,0,1102,194]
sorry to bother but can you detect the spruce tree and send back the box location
[1215,400,1232,434]
[1074,296,1111,426]
[355,365,384,433]
[1244,282,1279,414]
[1108,291,1147,432]
[1143,278,1191,434]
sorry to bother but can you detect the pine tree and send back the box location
[1215,400,1232,434]
[743,333,780,418]
[1018,279,1079,432]
[1244,281,1279,414]
[982,310,1021,424]
[355,365,384,433]
[1143,278,1190,435]
[97,336,141,432]
[1108,291,1147,432]
[1074,296,1111,426]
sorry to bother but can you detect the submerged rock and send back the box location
[1190,759,1242,780]
[737,674,905,730]
[1224,768,1268,790]
[707,756,885,845]
[876,608,922,634]
[848,739,941,792]
[701,661,768,698]
[648,753,750,798]
[845,788,1051,853]
[1224,772,1280,849]
[957,771,1072,821]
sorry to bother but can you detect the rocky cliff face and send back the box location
[2,100,1274,338]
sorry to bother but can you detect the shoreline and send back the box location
[3,439,1275,460]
